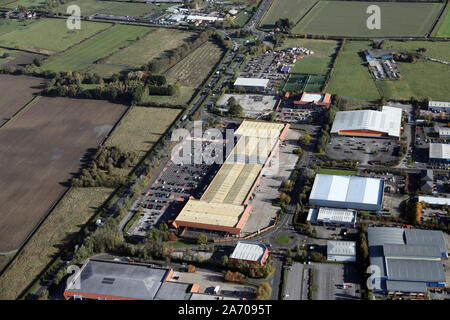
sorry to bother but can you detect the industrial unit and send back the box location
[327,241,356,262]
[429,143,450,162]
[330,106,402,139]
[306,207,357,227]
[173,120,289,236]
[428,101,450,113]
[234,77,269,91]
[368,227,447,296]
[229,241,269,266]
[294,92,331,107]
[309,174,384,211]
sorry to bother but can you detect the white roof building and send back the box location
[331,106,402,138]
[429,143,450,160]
[229,241,268,265]
[438,127,450,138]
[307,207,357,227]
[327,241,356,262]
[309,174,384,211]
[429,101,450,111]
[185,15,223,22]
[418,196,450,206]
[234,77,269,89]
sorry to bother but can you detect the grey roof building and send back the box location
[367,227,447,295]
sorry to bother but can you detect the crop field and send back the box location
[0,95,127,252]
[0,18,111,55]
[165,41,224,88]
[0,75,43,127]
[105,106,181,157]
[41,24,150,72]
[0,187,113,300]
[280,39,338,75]
[54,0,161,17]
[89,28,195,78]
[292,1,443,37]
[259,0,317,30]
[326,41,381,100]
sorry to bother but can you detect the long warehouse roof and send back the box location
[331,106,402,138]
[234,77,269,87]
[429,143,450,159]
[230,241,267,262]
[309,174,384,207]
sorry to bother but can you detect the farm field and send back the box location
[292,1,443,37]
[0,18,111,55]
[105,106,181,157]
[89,28,195,78]
[0,187,113,300]
[54,0,161,17]
[0,47,46,68]
[326,41,381,100]
[0,95,127,252]
[436,5,450,37]
[141,86,195,107]
[0,75,43,127]
[41,24,150,72]
[280,39,338,75]
[165,41,224,88]
[5,0,46,8]
[383,40,450,61]
[259,0,317,30]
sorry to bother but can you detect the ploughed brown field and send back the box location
[0,75,44,127]
[0,95,127,252]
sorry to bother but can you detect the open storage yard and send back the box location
[41,24,150,72]
[0,75,43,127]
[292,1,443,37]
[104,106,182,157]
[0,94,127,252]
[280,39,338,75]
[0,18,111,55]
[259,0,317,30]
[0,187,113,300]
[89,28,195,78]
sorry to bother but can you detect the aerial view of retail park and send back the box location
[0,0,450,305]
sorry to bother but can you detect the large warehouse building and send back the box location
[428,101,450,113]
[327,241,356,262]
[306,207,357,227]
[330,106,402,139]
[230,241,269,266]
[309,174,384,211]
[429,143,450,163]
[234,77,269,91]
[173,120,289,235]
[368,227,447,296]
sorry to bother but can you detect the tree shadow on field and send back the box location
[61,148,99,187]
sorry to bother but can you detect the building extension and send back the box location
[173,120,289,235]
[229,241,269,266]
[429,143,450,162]
[294,92,331,107]
[368,227,447,296]
[330,106,402,139]
[309,174,384,211]
[327,241,356,262]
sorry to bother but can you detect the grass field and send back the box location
[259,0,317,30]
[0,19,112,55]
[0,18,35,37]
[105,106,181,157]
[274,235,291,245]
[326,41,381,100]
[0,94,126,252]
[141,86,196,106]
[292,1,443,37]
[89,28,195,78]
[41,24,150,72]
[5,0,46,8]
[280,39,338,75]
[317,168,357,176]
[383,40,450,61]
[436,4,450,37]
[0,187,113,300]
[54,0,162,17]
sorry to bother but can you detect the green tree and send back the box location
[197,233,208,245]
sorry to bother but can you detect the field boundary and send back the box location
[0,95,40,131]
[0,45,49,57]
[294,0,320,28]
[431,0,450,36]
[322,39,345,93]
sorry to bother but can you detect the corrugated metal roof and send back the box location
[309,174,384,208]
[405,229,447,255]
[234,77,269,88]
[429,143,450,159]
[386,280,427,293]
[316,207,356,224]
[230,241,267,262]
[383,244,441,259]
[418,195,450,206]
[368,227,405,246]
[327,241,356,256]
[386,259,445,282]
[429,101,450,108]
[330,106,402,137]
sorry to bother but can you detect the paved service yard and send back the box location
[241,129,301,235]
[311,263,361,300]
[284,262,309,300]
[170,267,256,299]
